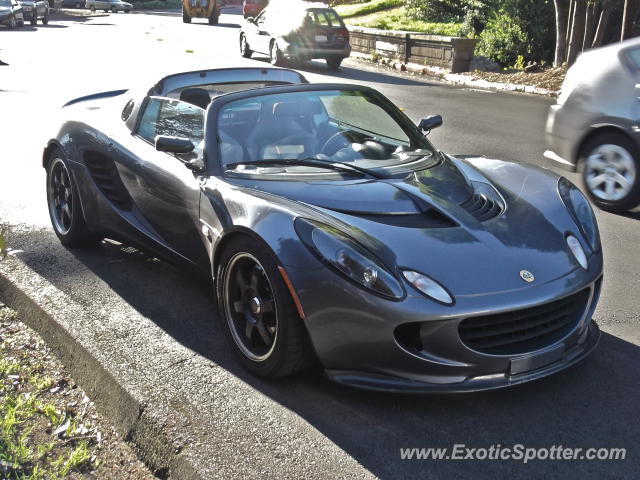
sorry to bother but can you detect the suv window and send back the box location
[137,97,204,146]
[306,9,343,27]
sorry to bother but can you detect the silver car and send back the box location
[87,0,131,12]
[545,37,640,212]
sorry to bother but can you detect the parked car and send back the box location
[43,67,602,392]
[243,0,266,19]
[0,0,24,28]
[182,0,220,25]
[240,1,351,70]
[60,0,85,8]
[545,37,640,212]
[18,0,48,25]
[86,0,131,12]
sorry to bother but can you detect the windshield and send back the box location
[0,0,12,6]
[217,89,434,175]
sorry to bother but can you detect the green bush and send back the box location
[404,0,464,22]
[476,11,529,67]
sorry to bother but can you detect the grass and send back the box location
[346,7,463,35]
[333,0,403,19]
[132,0,182,10]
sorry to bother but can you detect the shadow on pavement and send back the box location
[10,227,640,479]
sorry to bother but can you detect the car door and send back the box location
[109,97,210,267]
[252,9,270,54]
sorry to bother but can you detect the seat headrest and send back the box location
[273,100,323,117]
[180,88,211,110]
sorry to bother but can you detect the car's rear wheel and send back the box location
[8,15,16,29]
[208,10,218,25]
[42,12,48,25]
[240,34,252,58]
[326,56,343,71]
[46,151,101,247]
[581,132,640,212]
[111,6,117,12]
[30,15,37,26]
[182,6,191,23]
[270,40,284,66]
[216,237,313,377]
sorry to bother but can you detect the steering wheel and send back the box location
[320,131,356,156]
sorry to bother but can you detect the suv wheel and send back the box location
[581,132,640,211]
[326,57,343,71]
[42,11,49,25]
[90,5,95,12]
[270,40,284,66]
[182,5,191,23]
[8,14,16,29]
[240,34,252,58]
[30,14,37,25]
[208,10,218,25]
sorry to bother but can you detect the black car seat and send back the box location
[180,88,211,110]
[246,99,322,160]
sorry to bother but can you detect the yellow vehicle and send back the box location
[182,0,220,25]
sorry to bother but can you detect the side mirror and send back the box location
[155,135,195,154]
[418,115,443,134]
[246,16,255,24]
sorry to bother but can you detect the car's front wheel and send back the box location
[8,14,16,29]
[581,132,640,212]
[208,10,218,25]
[124,9,130,13]
[111,6,117,12]
[240,34,252,58]
[182,5,190,23]
[216,237,313,377]
[46,151,101,247]
[42,12,49,25]
[90,5,95,12]
[30,15,37,26]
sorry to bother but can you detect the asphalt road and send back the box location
[1,9,639,479]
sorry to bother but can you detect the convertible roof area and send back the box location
[148,67,309,97]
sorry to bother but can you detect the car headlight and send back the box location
[295,218,404,299]
[558,177,599,251]
[402,270,454,305]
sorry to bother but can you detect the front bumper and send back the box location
[285,248,603,393]
[326,320,600,393]
[22,9,35,20]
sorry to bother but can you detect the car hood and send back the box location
[0,7,12,12]
[229,155,593,296]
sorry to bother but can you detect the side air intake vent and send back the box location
[356,210,456,228]
[84,151,132,211]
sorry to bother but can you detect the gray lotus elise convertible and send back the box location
[43,67,603,392]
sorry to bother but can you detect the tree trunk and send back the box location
[592,0,613,47]
[566,0,575,49]
[555,0,571,65]
[567,0,587,65]
[621,0,640,40]
[583,1,597,51]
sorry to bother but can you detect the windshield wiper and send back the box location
[225,158,388,179]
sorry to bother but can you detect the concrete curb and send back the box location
[0,256,201,480]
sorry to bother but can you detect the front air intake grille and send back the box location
[84,151,132,211]
[459,289,590,355]
[460,192,502,222]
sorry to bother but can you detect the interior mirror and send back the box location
[155,136,195,155]
[418,115,443,134]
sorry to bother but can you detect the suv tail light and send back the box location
[336,28,349,43]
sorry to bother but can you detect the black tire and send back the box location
[182,6,191,23]
[18,19,24,27]
[42,12,48,25]
[216,237,313,378]
[124,9,130,13]
[240,34,252,58]
[90,5,95,12]
[103,9,109,12]
[46,150,102,248]
[269,40,284,66]
[75,2,81,7]
[30,15,37,26]
[580,132,640,212]
[326,56,344,71]
[208,10,218,25]
[8,14,16,29]
[111,6,117,12]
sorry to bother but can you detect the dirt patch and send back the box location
[462,67,567,93]
[0,304,157,479]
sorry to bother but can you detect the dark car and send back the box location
[60,0,85,8]
[0,0,24,28]
[43,67,603,393]
[240,2,351,70]
[18,0,48,25]
[243,0,266,18]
